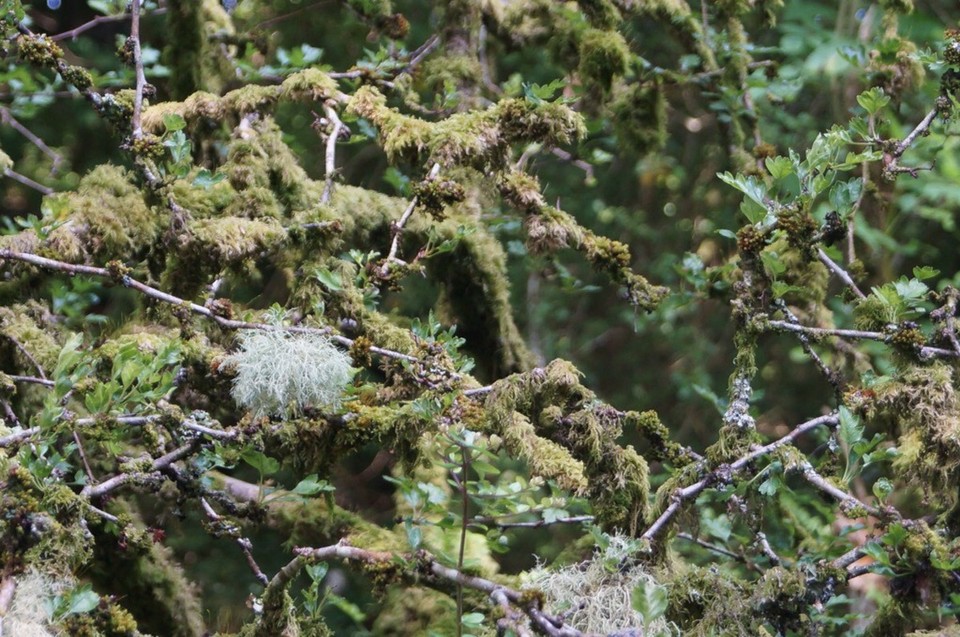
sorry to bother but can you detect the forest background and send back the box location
[1,0,960,635]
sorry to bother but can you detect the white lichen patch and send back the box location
[1,569,70,637]
[223,330,353,419]
[522,535,675,635]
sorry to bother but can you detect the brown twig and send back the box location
[50,8,167,42]
[292,541,588,637]
[818,248,866,299]
[200,497,269,585]
[0,106,62,173]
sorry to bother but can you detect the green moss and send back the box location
[372,587,458,636]
[610,80,667,155]
[483,359,651,533]
[0,302,63,373]
[187,217,286,263]
[578,28,630,92]
[16,34,63,67]
[163,0,235,99]
[45,164,165,260]
[866,363,960,516]
[348,87,584,169]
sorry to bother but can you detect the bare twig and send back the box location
[80,441,198,499]
[766,319,958,360]
[386,163,440,264]
[320,104,344,204]
[201,497,269,585]
[469,514,594,529]
[818,248,865,299]
[676,532,744,561]
[799,463,881,518]
[50,8,167,42]
[0,106,62,173]
[4,167,53,195]
[7,372,56,387]
[129,0,146,138]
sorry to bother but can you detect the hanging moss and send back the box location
[483,359,651,533]
[863,363,960,519]
[610,80,667,155]
[163,0,235,99]
[578,28,630,92]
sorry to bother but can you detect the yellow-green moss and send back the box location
[44,164,166,259]
[578,28,630,92]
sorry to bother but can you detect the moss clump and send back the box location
[609,80,667,155]
[777,208,818,253]
[185,217,286,264]
[372,587,457,635]
[484,359,650,533]
[578,0,621,28]
[45,164,165,260]
[348,87,584,169]
[60,65,94,91]
[412,179,466,219]
[578,28,630,92]
[865,363,960,515]
[16,34,63,67]
[0,302,63,373]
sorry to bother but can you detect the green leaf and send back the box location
[912,266,940,281]
[838,406,863,450]
[312,267,343,292]
[718,171,768,210]
[461,612,485,628]
[856,87,890,116]
[872,477,893,501]
[759,474,782,496]
[241,449,280,476]
[631,580,669,625]
[292,474,336,496]
[162,113,187,132]
[405,521,422,549]
[192,169,226,189]
[63,586,100,616]
[765,156,793,180]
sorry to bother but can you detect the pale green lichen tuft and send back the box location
[223,330,353,419]
[523,534,671,634]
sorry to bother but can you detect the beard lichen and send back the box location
[523,534,672,634]
[223,330,353,420]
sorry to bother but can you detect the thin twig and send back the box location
[320,104,344,204]
[818,248,865,299]
[799,463,881,518]
[50,8,167,41]
[201,497,269,585]
[676,532,743,561]
[129,0,146,138]
[386,163,440,264]
[4,167,53,195]
[0,106,62,173]
[469,514,594,529]
[7,374,56,387]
